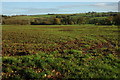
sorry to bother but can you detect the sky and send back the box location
[1,0,120,2]
[2,2,119,15]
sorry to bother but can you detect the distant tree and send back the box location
[69,21,74,25]
[88,17,112,25]
[2,19,30,25]
[42,21,51,25]
[56,15,62,18]
[113,14,120,25]
[77,17,85,25]
[53,18,61,25]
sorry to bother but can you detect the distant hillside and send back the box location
[2,12,120,25]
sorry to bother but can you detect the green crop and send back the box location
[2,25,120,79]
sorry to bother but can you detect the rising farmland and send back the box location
[2,25,120,79]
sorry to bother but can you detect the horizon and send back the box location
[2,2,119,15]
[2,12,119,16]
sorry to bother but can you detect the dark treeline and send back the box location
[2,12,120,25]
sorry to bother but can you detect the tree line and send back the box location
[2,12,120,25]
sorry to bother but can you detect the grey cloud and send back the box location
[89,2,118,10]
[59,4,84,8]
[59,2,118,11]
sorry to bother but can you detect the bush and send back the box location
[113,14,120,25]
[2,19,30,25]
[89,18,112,25]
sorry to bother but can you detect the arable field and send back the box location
[2,25,120,79]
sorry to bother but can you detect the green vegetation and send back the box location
[2,25,120,79]
[2,51,120,79]
[2,12,120,25]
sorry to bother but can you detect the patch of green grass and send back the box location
[2,50,120,79]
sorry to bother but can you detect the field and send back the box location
[2,25,120,79]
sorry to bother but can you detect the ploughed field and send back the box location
[2,25,120,79]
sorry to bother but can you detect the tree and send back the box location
[53,18,61,25]
[113,14,120,25]
[77,17,85,25]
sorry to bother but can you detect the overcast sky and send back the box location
[1,0,120,2]
[2,2,118,15]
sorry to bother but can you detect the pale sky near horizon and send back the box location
[2,2,118,15]
[1,0,120,2]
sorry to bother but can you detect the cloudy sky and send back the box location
[2,2,119,15]
[1,0,120,2]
